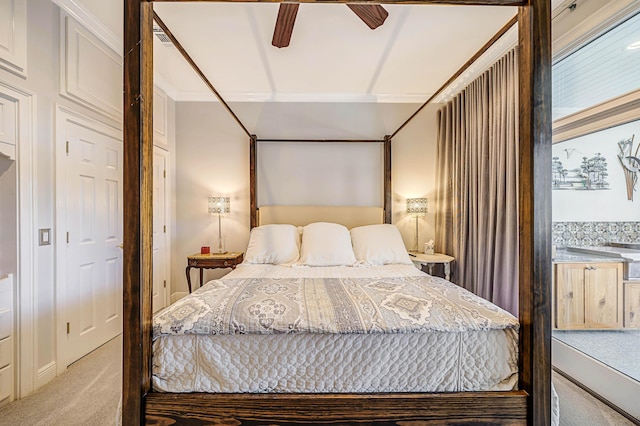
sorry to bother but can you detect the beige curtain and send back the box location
[434,48,519,314]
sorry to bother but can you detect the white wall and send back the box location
[392,104,440,251]
[174,102,250,295]
[173,101,440,295]
[553,119,640,222]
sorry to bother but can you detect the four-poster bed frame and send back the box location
[123,0,551,424]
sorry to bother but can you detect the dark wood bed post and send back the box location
[250,135,258,228]
[384,135,392,224]
[123,0,154,424]
[518,0,552,425]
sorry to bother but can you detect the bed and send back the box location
[152,216,520,396]
[123,0,552,424]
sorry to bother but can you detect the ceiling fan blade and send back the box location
[272,3,300,48]
[347,4,389,30]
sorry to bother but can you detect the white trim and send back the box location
[54,105,122,373]
[0,81,36,398]
[59,13,123,123]
[552,338,640,421]
[50,0,122,56]
[552,89,640,144]
[35,361,56,389]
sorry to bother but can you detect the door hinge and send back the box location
[163,280,166,288]
[66,232,69,243]
[66,322,70,334]
[66,141,69,155]
[163,170,166,178]
[163,225,166,233]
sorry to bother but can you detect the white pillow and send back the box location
[244,224,300,265]
[350,224,413,265]
[298,222,357,266]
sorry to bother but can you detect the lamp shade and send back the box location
[406,198,428,216]
[208,196,230,214]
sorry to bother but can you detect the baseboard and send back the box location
[35,361,57,389]
[170,292,188,304]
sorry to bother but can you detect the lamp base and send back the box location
[216,233,226,254]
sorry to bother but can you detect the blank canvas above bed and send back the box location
[257,141,384,207]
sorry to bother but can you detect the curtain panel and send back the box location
[434,48,519,314]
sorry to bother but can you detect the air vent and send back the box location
[153,25,173,47]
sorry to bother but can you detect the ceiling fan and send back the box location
[272,3,389,48]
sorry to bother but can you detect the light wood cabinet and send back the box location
[624,281,640,328]
[554,263,623,329]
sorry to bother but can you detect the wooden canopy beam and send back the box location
[152,0,526,4]
[256,139,385,143]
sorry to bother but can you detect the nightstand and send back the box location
[185,252,244,293]
[409,252,455,281]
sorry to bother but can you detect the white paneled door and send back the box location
[152,148,168,313]
[63,118,122,365]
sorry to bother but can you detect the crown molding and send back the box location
[51,0,122,56]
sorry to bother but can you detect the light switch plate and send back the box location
[39,228,51,246]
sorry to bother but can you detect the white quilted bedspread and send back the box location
[152,264,519,393]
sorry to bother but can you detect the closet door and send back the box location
[152,148,168,312]
[62,119,123,365]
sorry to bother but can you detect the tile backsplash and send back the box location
[553,222,640,248]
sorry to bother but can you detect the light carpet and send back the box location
[0,335,121,426]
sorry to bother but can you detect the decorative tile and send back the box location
[553,221,640,247]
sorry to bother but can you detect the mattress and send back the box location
[152,264,519,393]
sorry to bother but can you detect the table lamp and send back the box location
[406,198,428,252]
[208,196,230,253]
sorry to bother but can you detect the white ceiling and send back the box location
[152,3,517,103]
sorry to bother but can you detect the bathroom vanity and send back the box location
[553,244,640,330]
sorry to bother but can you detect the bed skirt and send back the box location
[152,329,518,393]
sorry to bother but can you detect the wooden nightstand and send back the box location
[185,252,244,293]
[409,252,455,281]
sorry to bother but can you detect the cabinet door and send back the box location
[585,263,622,329]
[624,282,640,328]
[555,264,586,329]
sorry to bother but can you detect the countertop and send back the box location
[553,248,633,263]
